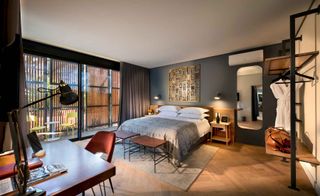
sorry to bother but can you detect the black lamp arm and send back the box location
[21,92,61,109]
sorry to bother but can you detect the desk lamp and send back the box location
[8,80,78,195]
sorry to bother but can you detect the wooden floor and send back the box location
[83,142,316,196]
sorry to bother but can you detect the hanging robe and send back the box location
[270,79,302,132]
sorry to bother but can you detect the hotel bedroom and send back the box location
[1,0,320,195]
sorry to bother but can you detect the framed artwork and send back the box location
[168,64,200,102]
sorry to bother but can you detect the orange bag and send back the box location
[265,127,291,153]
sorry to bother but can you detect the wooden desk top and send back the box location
[33,140,116,196]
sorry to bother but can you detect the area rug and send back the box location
[113,143,219,191]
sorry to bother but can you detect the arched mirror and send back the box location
[237,65,263,130]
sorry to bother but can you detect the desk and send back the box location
[34,140,115,195]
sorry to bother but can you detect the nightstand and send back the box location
[210,121,232,145]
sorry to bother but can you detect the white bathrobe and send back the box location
[270,79,302,132]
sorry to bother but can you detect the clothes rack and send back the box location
[289,5,320,190]
[264,5,320,191]
[272,71,315,84]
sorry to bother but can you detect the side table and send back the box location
[210,121,232,145]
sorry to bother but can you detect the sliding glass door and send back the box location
[24,53,119,141]
[24,54,79,141]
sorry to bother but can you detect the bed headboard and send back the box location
[154,105,214,123]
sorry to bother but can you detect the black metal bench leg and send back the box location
[129,141,131,161]
[123,139,125,159]
[154,147,156,173]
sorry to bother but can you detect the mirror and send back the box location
[237,65,263,130]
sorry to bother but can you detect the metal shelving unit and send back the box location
[264,6,320,190]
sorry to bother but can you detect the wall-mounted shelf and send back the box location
[266,139,320,166]
[264,51,319,75]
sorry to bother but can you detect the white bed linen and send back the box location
[117,115,211,163]
[149,115,211,137]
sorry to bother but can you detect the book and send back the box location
[0,178,13,195]
[28,163,67,185]
[45,163,67,176]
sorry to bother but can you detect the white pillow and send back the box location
[179,107,209,115]
[178,113,209,120]
[158,105,181,112]
[158,111,178,117]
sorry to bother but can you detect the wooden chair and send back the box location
[85,131,116,195]
[61,112,77,137]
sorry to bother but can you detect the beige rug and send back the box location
[113,143,219,191]
[75,139,219,191]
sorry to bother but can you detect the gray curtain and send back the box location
[0,0,27,151]
[119,62,150,124]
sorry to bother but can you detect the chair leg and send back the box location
[109,178,114,194]
[103,181,107,195]
[99,183,104,196]
[91,187,96,196]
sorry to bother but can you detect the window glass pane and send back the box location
[83,66,108,137]
[25,54,48,134]
[24,54,79,141]
[24,53,120,141]
[51,59,79,140]
[112,70,120,88]
[112,70,120,126]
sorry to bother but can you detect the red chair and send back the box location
[85,131,116,195]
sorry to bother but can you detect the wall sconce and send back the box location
[153,95,161,100]
[214,92,222,100]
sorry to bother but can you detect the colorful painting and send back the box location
[168,65,200,102]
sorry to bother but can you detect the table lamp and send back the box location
[7,80,78,195]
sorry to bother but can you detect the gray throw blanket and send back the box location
[118,117,201,162]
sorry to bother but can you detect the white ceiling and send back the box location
[21,0,311,68]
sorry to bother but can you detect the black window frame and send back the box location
[23,39,120,141]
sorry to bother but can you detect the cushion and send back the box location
[158,105,181,112]
[179,107,209,115]
[157,111,178,117]
[178,113,209,120]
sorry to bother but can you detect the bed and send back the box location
[117,106,212,163]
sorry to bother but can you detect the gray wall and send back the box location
[150,55,236,108]
[150,44,282,146]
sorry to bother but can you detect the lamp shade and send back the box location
[153,95,161,100]
[214,92,222,100]
[59,80,79,105]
